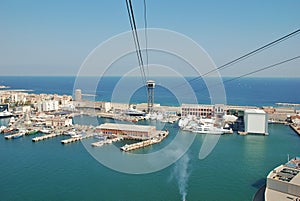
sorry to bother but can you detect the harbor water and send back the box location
[0,76,300,201]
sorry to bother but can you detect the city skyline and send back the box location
[1,0,300,77]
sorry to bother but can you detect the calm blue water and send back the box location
[1,76,300,106]
[0,76,300,201]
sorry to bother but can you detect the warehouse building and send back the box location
[96,123,157,140]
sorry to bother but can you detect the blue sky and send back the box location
[0,0,299,77]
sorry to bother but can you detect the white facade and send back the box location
[75,89,82,101]
[37,100,59,112]
[181,104,213,118]
[244,109,268,135]
[45,117,73,127]
[103,102,111,112]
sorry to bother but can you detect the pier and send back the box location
[91,137,123,147]
[32,133,63,142]
[120,130,168,152]
[61,133,94,144]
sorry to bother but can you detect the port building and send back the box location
[75,89,82,101]
[181,104,258,118]
[265,157,300,200]
[96,123,156,140]
[45,117,73,127]
[181,104,213,118]
[244,109,268,135]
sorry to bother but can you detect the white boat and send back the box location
[178,118,190,128]
[192,124,224,135]
[150,113,157,120]
[0,126,7,132]
[9,116,15,123]
[156,113,164,121]
[2,111,13,118]
[64,131,76,136]
[124,108,145,117]
[71,134,82,138]
[40,129,51,134]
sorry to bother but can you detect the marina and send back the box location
[1,0,299,198]
[1,114,299,201]
[0,76,300,201]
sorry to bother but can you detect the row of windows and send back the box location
[182,112,213,116]
[182,108,212,112]
[101,129,149,136]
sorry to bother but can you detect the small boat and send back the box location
[26,129,39,135]
[71,134,83,138]
[91,141,104,147]
[40,129,51,134]
[94,135,107,141]
[192,124,224,135]
[2,128,14,133]
[0,126,7,133]
[0,110,13,119]
[12,131,26,139]
[12,133,23,139]
[124,108,145,117]
[65,131,76,136]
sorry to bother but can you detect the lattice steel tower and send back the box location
[146,80,155,113]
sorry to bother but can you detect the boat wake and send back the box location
[173,154,190,201]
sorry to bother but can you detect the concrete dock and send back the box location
[32,133,63,142]
[61,133,94,144]
[120,130,168,152]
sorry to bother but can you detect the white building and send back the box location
[37,100,59,112]
[45,117,73,127]
[102,102,111,112]
[244,109,268,135]
[181,104,213,118]
[75,89,82,101]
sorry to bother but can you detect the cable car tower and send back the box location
[146,80,155,113]
[126,0,154,113]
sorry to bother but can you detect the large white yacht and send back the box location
[0,104,13,118]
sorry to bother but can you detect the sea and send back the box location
[0,76,300,201]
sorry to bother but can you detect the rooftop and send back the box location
[98,123,156,133]
[244,109,266,114]
[265,157,300,199]
[268,157,300,184]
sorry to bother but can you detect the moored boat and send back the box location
[0,126,7,133]
[192,124,224,135]
[26,129,39,135]
[12,133,24,139]
[40,129,51,134]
